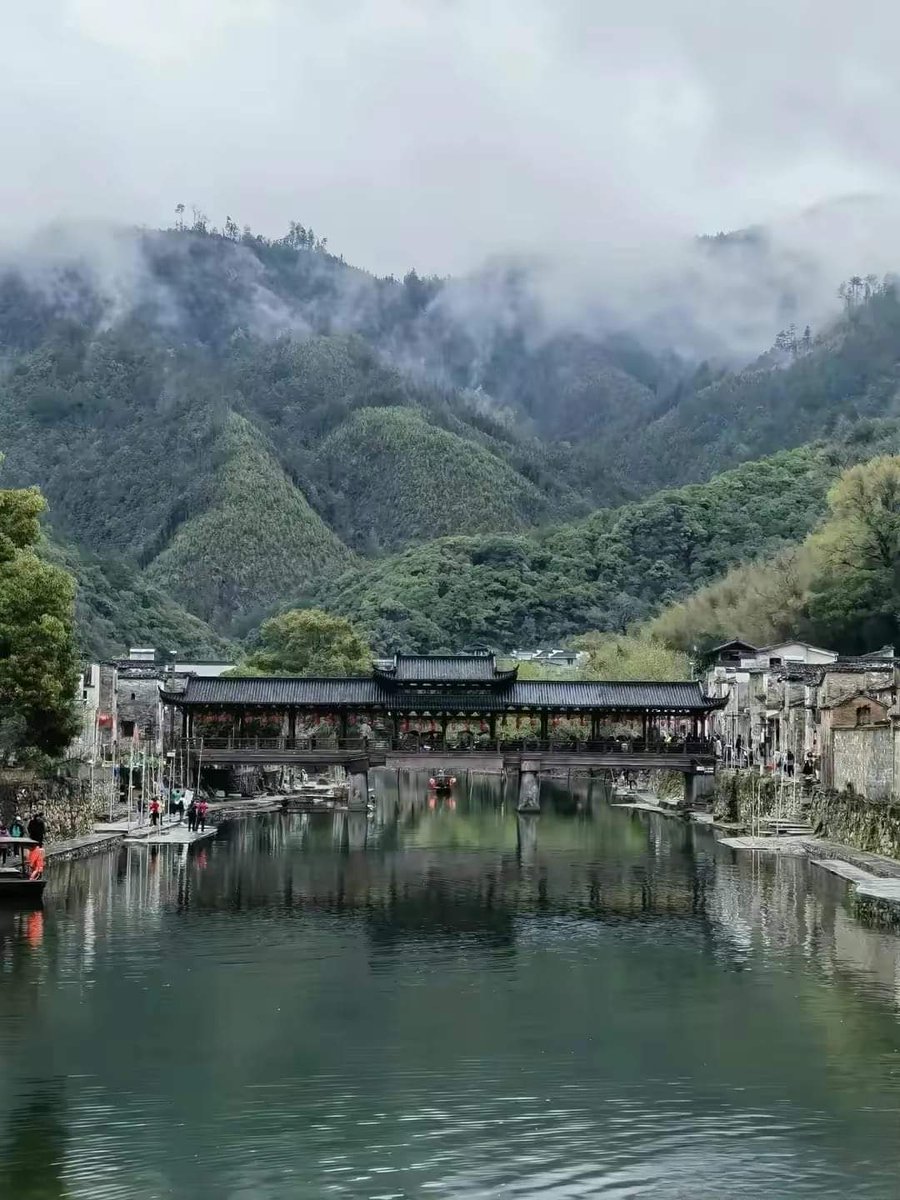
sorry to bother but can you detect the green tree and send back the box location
[647,548,811,653]
[0,487,79,756]
[236,608,370,676]
[572,631,691,680]
[806,455,900,651]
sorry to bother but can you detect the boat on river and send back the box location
[428,770,457,794]
[0,837,45,903]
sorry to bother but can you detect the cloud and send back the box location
[4,1,900,357]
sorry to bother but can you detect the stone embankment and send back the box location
[0,768,96,842]
[712,768,900,858]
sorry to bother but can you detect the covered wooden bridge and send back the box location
[161,654,722,808]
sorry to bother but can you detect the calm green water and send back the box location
[3,775,900,1199]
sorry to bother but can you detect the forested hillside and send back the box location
[316,448,842,651]
[45,538,231,660]
[3,219,900,657]
[648,454,900,657]
[608,280,900,490]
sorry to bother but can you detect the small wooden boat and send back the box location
[0,837,46,903]
[428,771,457,794]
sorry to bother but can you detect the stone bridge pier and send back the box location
[517,759,541,813]
[682,771,698,810]
[347,759,370,811]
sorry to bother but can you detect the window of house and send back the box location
[131,692,136,700]
[121,720,135,738]
[856,706,872,726]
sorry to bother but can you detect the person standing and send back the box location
[186,800,197,832]
[197,798,209,832]
[9,814,25,839]
[149,798,160,827]
[27,812,46,847]
[27,842,45,880]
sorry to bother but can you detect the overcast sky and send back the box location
[2,0,900,277]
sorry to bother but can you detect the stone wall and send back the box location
[117,675,162,747]
[711,767,900,858]
[808,789,900,859]
[711,769,783,824]
[832,726,894,801]
[0,769,95,841]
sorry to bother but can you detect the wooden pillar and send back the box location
[591,712,600,741]
[181,708,188,738]
[641,712,648,745]
[441,714,448,745]
[540,711,549,742]
[288,708,297,740]
[339,711,348,744]
[489,713,497,741]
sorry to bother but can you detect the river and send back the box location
[3,774,900,1198]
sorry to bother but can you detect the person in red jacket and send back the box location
[27,844,45,880]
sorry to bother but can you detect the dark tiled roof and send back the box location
[776,659,894,684]
[163,676,716,712]
[380,654,507,681]
[170,677,383,706]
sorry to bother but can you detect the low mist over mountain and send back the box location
[4,206,900,653]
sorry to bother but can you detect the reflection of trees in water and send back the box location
[0,1080,69,1199]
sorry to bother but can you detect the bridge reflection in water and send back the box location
[160,775,720,947]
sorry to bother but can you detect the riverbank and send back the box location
[45,795,282,862]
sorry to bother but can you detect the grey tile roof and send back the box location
[166,676,715,712]
[384,655,504,681]
[175,677,382,706]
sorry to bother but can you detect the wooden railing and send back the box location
[172,736,714,756]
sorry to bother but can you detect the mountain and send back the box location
[315,446,843,651]
[313,406,560,552]
[600,278,900,491]
[43,536,230,661]
[3,218,900,657]
[142,412,351,632]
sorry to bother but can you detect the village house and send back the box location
[70,649,235,762]
[706,638,900,800]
